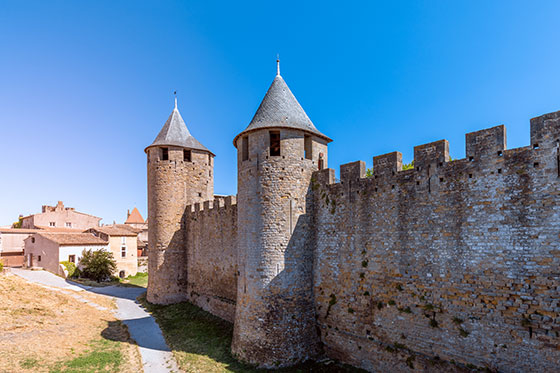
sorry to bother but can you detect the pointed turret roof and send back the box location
[145,100,214,155]
[233,66,332,147]
[125,207,144,224]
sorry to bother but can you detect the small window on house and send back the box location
[184,150,191,162]
[38,255,41,262]
[270,131,281,156]
[69,255,75,263]
[121,236,126,245]
[49,222,56,227]
[121,246,126,258]
[161,147,169,161]
[242,136,249,161]
[65,222,72,228]
[304,135,312,160]
[31,237,35,243]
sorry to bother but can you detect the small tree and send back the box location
[80,249,117,282]
[12,216,23,228]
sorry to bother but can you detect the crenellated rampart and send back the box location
[183,195,238,322]
[311,111,560,372]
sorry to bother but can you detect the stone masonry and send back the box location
[146,65,560,371]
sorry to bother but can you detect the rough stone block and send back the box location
[373,151,403,176]
[466,125,506,160]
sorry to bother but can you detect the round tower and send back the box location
[232,62,332,367]
[146,98,214,304]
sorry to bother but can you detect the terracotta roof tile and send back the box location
[36,233,107,246]
[88,225,138,237]
[125,207,145,224]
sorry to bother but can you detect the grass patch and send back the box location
[120,272,148,288]
[139,294,364,372]
[50,338,123,372]
[69,277,121,287]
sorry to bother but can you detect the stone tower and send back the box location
[146,99,214,304]
[232,62,332,367]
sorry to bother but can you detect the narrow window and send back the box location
[183,149,191,162]
[49,222,55,227]
[38,255,41,262]
[121,246,126,258]
[208,154,211,165]
[68,255,75,263]
[121,237,126,245]
[65,222,72,228]
[31,237,35,243]
[304,135,312,160]
[270,131,281,156]
[242,136,249,161]
[161,147,169,160]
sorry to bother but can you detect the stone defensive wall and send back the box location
[310,111,560,372]
[183,195,238,322]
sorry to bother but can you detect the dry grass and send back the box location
[0,272,142,372]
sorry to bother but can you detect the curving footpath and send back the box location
[10,268,180,373]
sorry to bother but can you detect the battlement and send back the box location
[186,195,237,215]
[314,110,560,192]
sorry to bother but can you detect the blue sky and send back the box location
[1,1,559,225]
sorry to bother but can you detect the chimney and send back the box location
[127,209,130,218]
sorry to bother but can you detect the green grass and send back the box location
[120,272,148,288]
[20,358,40,368]
[139,294,365,372]
[49,339,123,373]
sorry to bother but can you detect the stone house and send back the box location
[124,207,148,256]
[21,201,101,229]
[86,226,138,277]
[24,232,108,275]
[0,228,40,267]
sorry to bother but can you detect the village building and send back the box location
[24,232,107,275]
[21,201,101,230]
[0,228,40,267]
[86,225,138,277]
[124,207,148,256]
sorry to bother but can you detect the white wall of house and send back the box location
[59,245,108,266]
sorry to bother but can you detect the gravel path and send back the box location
[10,268,180,373]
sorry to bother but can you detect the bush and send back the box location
[80,249,117,282]
[0,261,4,272]
[60,261,80,278]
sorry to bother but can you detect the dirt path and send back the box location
[10,268,181,373]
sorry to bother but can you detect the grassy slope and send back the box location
[140,294,365,373]
[0,273,142,373]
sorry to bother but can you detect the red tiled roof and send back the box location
[87,226,138,237]
[36,233,107,246]
[125,207,145,224]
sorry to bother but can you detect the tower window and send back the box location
[242,136,249,161]
[161,147,169,161]
[270,131,281,156]
[304,135,312,160]
[208,154,211,165]
[184,150,191,162]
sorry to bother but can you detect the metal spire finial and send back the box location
[276,54,280,76]
[174,91,177,109]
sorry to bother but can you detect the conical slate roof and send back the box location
[145,101,213,155]
[233,72,332,147]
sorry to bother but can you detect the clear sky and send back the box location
[1,1,560,225]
